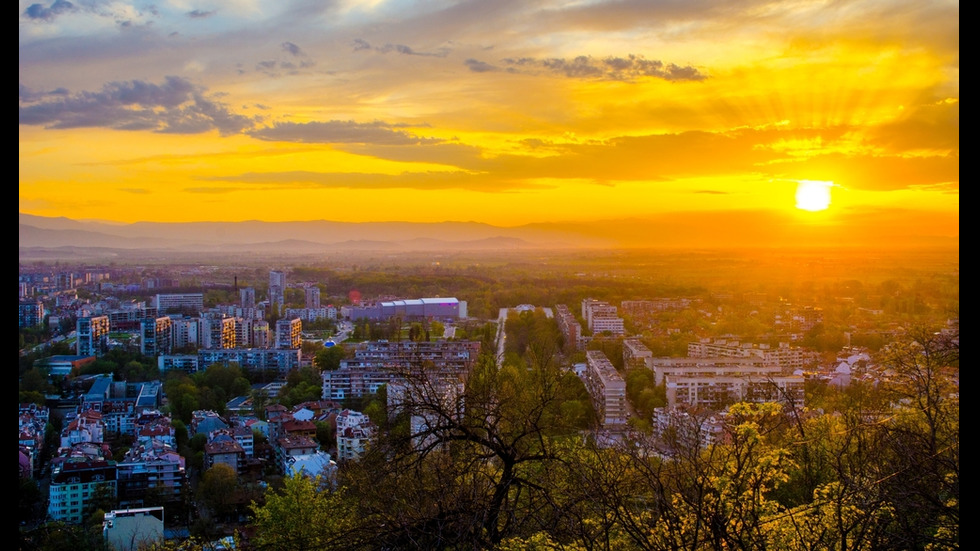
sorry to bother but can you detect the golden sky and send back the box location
[19,0,958,244]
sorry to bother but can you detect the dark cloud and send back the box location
[500,54,706,82]
[464,59,499,72]
[282,42,303,56]
[254,42,315,76]
[249,120,443,146]
[354,39,451,57]
[19,76,255,135]
[23,0,74,21]
[186,9,215,18]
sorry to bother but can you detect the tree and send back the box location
[314,345,347,372]
[250,474,356,550]
[873,327,959,550]
[197,463,239,521]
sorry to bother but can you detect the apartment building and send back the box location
[154,293,203,314]
[687,338,811,371]
[322,340,479,401]
[665,373,805,410]
[554,304,583,352]
[198,348,301,374]
[305,286,321,309]
[77,315,110,357]
[202,315,236,349]
[583,350,628,428]
[581,298,625,336]
[48,458,117,524]
[19,300,45,328]
[269,270,286,311]
[275,317,302,349]
[623,338,653,369]
[140,316,173,357]
[116,442,186,508]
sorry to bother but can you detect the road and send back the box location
[496,308,508,367]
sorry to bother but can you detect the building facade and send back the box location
[583,350,628,428]
[77,315,110,357]
[275,317,302,350]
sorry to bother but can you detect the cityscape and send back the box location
[18,244,958,549]
[20,0,957,549]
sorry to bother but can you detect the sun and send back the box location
[795,180,833,211]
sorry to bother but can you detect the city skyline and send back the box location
[20,0,957,247]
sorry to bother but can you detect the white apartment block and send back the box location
[285,307,336,322]
[324,340,480,402]
[649,357,776,385]
[665,373,805,410]
[170,317,200,349]
[154,293,204,314]
[652,407,729,450]
[583,350,628,428]
[581,299,625,336]
[623,338,653,369]
[688,339,811,370]
[335,410,375,462]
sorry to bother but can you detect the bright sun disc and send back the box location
[795,180,833,211]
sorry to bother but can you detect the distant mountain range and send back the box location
[19,211,958,261]
[18,213,597,255]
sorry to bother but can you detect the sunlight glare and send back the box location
[795,180,833,211]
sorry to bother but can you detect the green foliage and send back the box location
[198,463,239,519]
[314,345,348,372]
[250,474,356,550]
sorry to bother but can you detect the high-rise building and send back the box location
[584,350,628,428]
[77,315,110,357]
[202,316,236,349]
[19,300,45,328]
[252,320,271,348]
[305,286,320,309]
[275,317,302,350]
[240,287,256,309]
[554,304,582,352]
[171,317,200,350]
[140,316,173,357]
[269,271,286,311]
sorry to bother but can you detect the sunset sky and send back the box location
[19,0,958,243]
